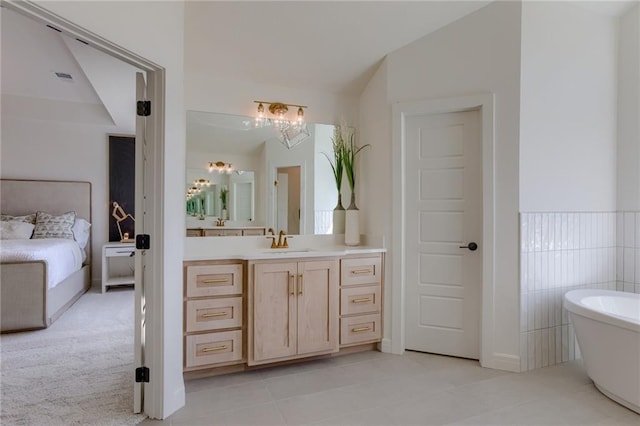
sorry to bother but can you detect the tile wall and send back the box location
[519,212,617,371]
[616,212,640,294]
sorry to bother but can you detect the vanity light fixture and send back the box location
[253,101,310,149]
[208,161,233,174]
[194,178,211,186]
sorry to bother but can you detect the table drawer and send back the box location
[186,297,242,333]
[185,330,243,368]
[186,263,242,297]
[341,256,381,287]
[104,246,135,257]
[340,314,381,346]
[341,285,381,316]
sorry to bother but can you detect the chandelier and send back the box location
[254,101,311,149]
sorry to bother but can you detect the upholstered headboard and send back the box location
[0,179,92,263]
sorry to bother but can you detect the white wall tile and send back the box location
[519,211,632,370]
[624,212,635,247]
[636,249,640,285]
[636,213,640,248]
[624,247,635,283]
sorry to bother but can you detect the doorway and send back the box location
[3,1,166,418]
[391,94,496,368]
[276,166,301,234]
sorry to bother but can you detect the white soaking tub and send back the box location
[564,289,640,414]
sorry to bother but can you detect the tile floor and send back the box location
[141,350,639,425]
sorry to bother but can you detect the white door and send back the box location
[404,110,482,359]
[133,72,147,412]
[276,173,289,231]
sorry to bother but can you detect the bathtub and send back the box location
[564,289,640,414]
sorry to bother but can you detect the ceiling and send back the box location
[2,0,637,123]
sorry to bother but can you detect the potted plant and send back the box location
[341,128,369,246]
[323,126,346,234]
[219,186,228,220]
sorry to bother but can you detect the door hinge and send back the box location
[137,100,151,117]
[136,234,150,250]
[135,366,149,383]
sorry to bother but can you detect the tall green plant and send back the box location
[341,129,370,193]
[322,126,345,192]
[219,186,228,210]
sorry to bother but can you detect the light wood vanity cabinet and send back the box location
[339,255,383,346]
[249,259,339,365]
[183,262,245,370]
[183,252,383,375]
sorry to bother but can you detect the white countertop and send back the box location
[183,234,386,261]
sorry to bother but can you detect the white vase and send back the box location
[332,193,345,234]
[222,208,228,220]
[344,192,360,246]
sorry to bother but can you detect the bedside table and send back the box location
[102,242,136,293]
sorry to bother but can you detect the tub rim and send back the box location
[563,289,640,333]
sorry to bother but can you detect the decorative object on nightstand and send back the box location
[111,201,135,242]
[102,242,135,293]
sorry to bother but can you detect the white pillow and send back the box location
[72,218,91,249]
[0,221,35,239]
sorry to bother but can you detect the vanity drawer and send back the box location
[242,228,266,236]
[186,297,242,332]
[185,330,243,368]
[341,256,381,287]
[186,263,243,297]
[340,285,381,316]
[340,314,381,346]
[186,228,202,237]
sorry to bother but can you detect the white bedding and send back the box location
[0,238,84,289]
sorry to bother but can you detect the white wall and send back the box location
[520,1,618,212]
[185,72,359,129]
[617,4,640,211]
[360,0,523,365]
[32,0,186,418]
[0,114,129,286]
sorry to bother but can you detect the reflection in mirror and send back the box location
[186,111,341,235]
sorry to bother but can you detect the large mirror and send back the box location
[186,110,341,235]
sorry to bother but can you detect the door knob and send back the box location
[459,242,478,251]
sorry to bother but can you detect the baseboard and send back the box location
[483,352,521,372]
[380,338,393,353]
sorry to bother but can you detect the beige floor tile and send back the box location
[311,405,398,426]
[172,401,286,426]
[185,369,264,394]
[264,363,363,400]
[171,381,273,422]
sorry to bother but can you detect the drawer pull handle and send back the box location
[351,326,372,333]
[202,278,228,284]
[201,345,228,353]
[352,297,372,303]
[201,312,227,318]
[351,269,371,275]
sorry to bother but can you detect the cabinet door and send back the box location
[253,262,298,362]
[297,260,339,356]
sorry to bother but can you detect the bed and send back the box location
[0,179,92,333]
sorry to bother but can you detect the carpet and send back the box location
[1,287,146,425]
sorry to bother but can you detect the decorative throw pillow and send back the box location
[0,221,35,239]
[72,218,92,249]
[32,211,77,240]
[0,213,36,224]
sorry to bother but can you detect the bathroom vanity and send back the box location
[182,237,385,378]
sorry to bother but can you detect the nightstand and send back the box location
[102,242,136,293]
